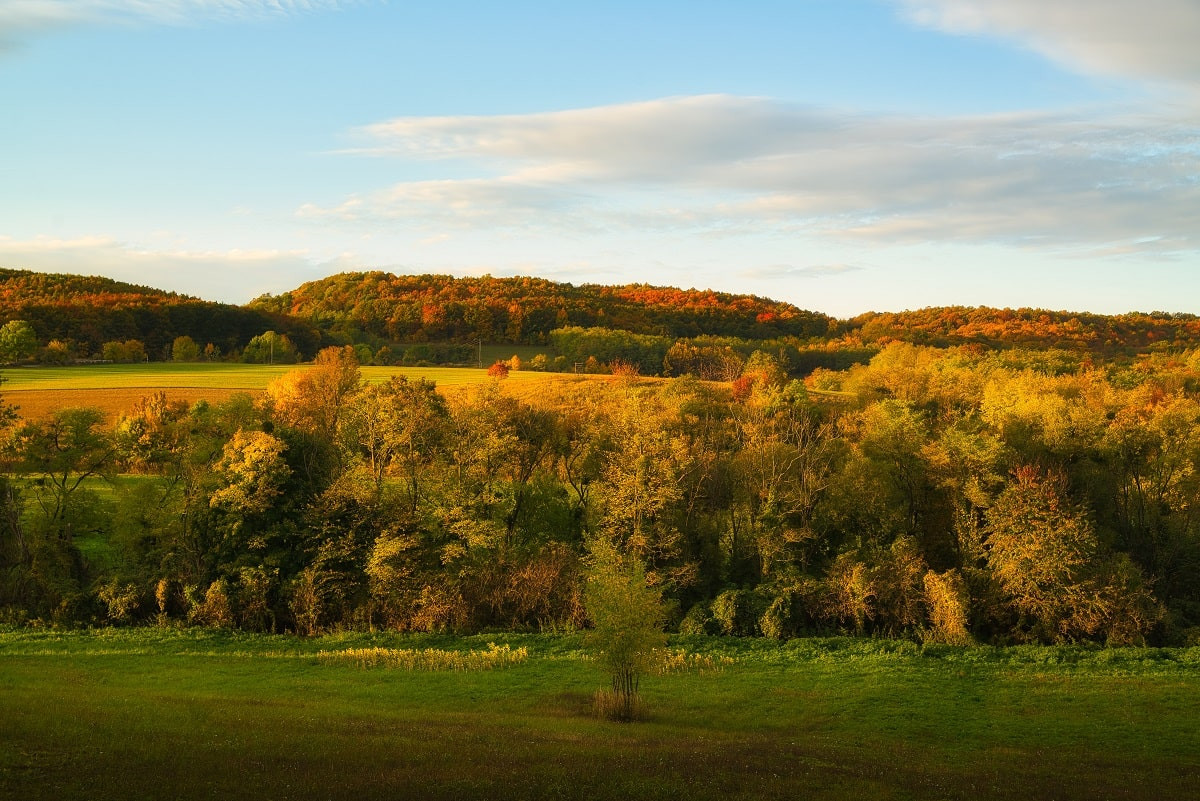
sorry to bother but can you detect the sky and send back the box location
[0,0,1197,318]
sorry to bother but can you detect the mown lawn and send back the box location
[1,629,1197,800]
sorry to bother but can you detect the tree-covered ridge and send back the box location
[849,307,1200,352]
[248,271,835,345]
[0,267,188,304]
[0,268,318,360]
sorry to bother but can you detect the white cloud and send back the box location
[741,264,865,280]
[0,235,325,303]
[895,0,1200,89]
[309,96,1200,256]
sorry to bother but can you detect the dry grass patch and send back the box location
[317,643,529,671]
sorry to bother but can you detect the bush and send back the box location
[711,589,767,637]
[96,579,141,624]
[923,569,972,646]
[678,602,718,635]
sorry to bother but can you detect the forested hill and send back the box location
[849,307,1200,353]
[6,267,1200,362]
[247,271,836,344]
[0,268,318,360]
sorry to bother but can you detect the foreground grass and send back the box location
[1,630,1198,800]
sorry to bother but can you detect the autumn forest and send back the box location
[1,269,1199,649]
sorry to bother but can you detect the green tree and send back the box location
[171,335,202,362]
[0,320,38,363]
[242,331,299,364]
[340,375,449,508]
[4,408,113,618]
[102,339,147,363]
[583,538,667,721]
[7,407,114,534]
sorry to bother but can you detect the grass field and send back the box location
[0,363,570,421]
[1,629,1197,800]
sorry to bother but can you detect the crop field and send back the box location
[0,363,570,421]
[1,629,1198,801]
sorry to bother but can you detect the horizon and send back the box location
[2,1,1197,318]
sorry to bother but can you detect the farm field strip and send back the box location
[0,363,574,420]
[0,363,559,391]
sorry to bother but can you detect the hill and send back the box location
[6,267,1200,368]
[0,268,318,360]
[247,271,836,345]
[848,306,1200,354]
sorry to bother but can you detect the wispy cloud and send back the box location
[895,0,1200,91]
[0,1,349,47]
[305,95,1200,256]
[741,264,865,280]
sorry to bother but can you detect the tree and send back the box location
[40,339,74,364]
[209,429,291,519]
[266,346,361,442]
[102,339,147,363]
[7,407,114,533]
[340,375,449,506]
[242,331,299,364]
[4,407,113,616]
[172,335,202,362]
[583,538,667,721]
[0,320,37,363]
[985,466,1097,639]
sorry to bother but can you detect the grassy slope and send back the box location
[1,630,1198,801]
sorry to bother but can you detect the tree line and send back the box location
[4,341,1200,645]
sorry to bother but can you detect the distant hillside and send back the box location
[847,307,1200,353]
[6,267,1200,368]
[0,268,318,359]
[248,272,837,345]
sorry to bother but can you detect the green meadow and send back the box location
[2,629,1197,801]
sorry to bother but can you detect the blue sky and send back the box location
[1,0,1197,317]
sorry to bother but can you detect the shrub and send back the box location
[96,579,140,625]
[824,554,875,634]
[923,569,972,646]
[678,601,718,635]
[191,580,233,628]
